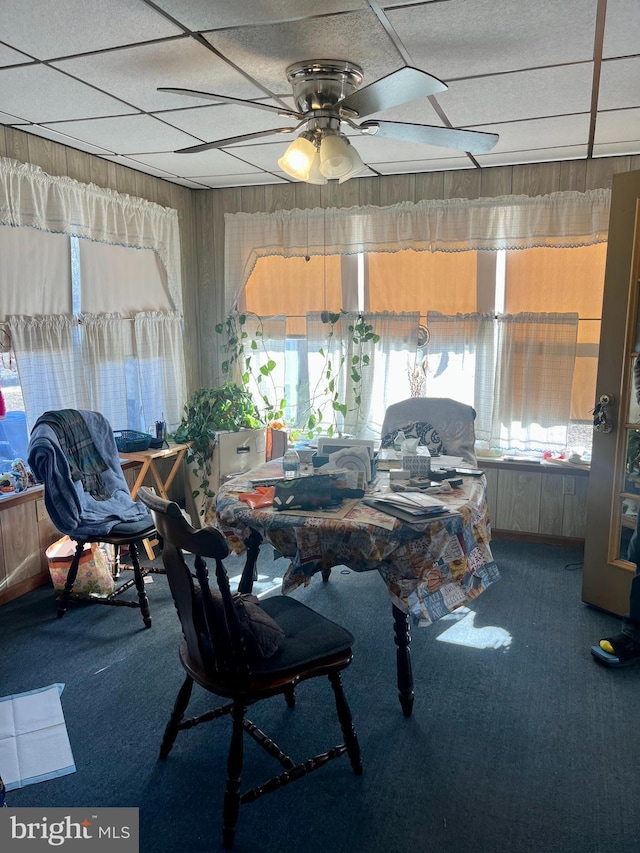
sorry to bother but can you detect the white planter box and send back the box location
[185,428,266,527]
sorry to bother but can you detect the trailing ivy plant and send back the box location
[172,382,260,511]
[215,312,286,427]
[216,309,379,439]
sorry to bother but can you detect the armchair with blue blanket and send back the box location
[28,409,155,628]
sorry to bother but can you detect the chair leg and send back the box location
[160,674,193,759]
[328,671,363,776]
[58,541,85,618]
[129,541,152,628]
[223,701,246,849]
[283,685,296,708]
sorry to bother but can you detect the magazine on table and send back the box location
[362,491,460,523]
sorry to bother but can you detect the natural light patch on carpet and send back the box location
[436,607,512,650]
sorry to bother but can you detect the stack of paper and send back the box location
[363,491,456,523]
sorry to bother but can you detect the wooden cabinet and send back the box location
[0,488,60,605]
[479,461,589,541]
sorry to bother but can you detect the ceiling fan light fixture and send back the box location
[338,143,366,183]
[278,132,316,180]
[319,132,354,179]
[306,151,328,185]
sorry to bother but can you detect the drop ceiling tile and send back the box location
[0,64,138,123]
[471,114,591,154]
[372,156,473,174]
[476,144,588,166]
[53,38,266,113]
[44,115,200,154]
[156,104,300,146]
[20,125,117,155]
[602,0,640,59]
[386,0,597,79]
[152,0,368,30]
[0,0,181,60]
[594,108,640,145]
[0,43,32,67]
[599,57,640,111]
[0,111,29,125]
[593,139,640,157]
[192,173,289,188]
[201,141,286,173]
[202,10,401,93]
[124,149,263,178]
[438,64,593,127]
[103,154,187,181]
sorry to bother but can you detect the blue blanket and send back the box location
[28,410,151,539]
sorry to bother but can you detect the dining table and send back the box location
[214,458,500,716]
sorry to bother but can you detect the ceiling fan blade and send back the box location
[340,66,447,118]
[175,127,298,154]
[158,87,302,119]
[360,120,499,154]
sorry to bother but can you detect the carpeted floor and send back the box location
[3,540,640,853]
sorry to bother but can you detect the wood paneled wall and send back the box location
[0,125,200,393]
[194,154,640,387]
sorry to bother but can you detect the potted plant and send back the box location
[172,383,261,523]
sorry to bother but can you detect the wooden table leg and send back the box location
[238,529,263,594]
[392,603,415,717]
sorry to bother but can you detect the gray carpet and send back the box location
[2,540,640,853]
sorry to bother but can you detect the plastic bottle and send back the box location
[282,448,300,479]
[393,430,406,454]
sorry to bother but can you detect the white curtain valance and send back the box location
[224,189,611,314]
[0,157,183,311]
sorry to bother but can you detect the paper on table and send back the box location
[431,455,465,467]
[373,491,447,509]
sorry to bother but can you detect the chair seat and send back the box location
[187,595,355,691]
[249,595,354,674]
[108,514,155,540]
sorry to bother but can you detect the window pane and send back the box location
[504,245,606,316]
[367,250,478,313]
[505,245,606,441]
[244,255,342,335]
[0,225,72,319]
[79,240,172,315]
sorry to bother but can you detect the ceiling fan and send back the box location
[159,60,499,184]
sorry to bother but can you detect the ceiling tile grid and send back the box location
[0,0,636,188]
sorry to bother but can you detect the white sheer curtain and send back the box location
[9,315,89,427]
[9,312,186,433]
[81,313,130,429]
[134,312,187,433]
[303,311,419,437]
[426,312,496,443]
[426,310,578,452]
[490,312,579,452]
[358,312,419,438]
[0,226,72,320]
[225,190,610,313]
[0,157,183,311]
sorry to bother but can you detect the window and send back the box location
[1,224,185,462]
[243,242,606,453]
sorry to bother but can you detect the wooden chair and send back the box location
[381,396,478,464]
[137,486,362,848]
[28,409,155,628]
